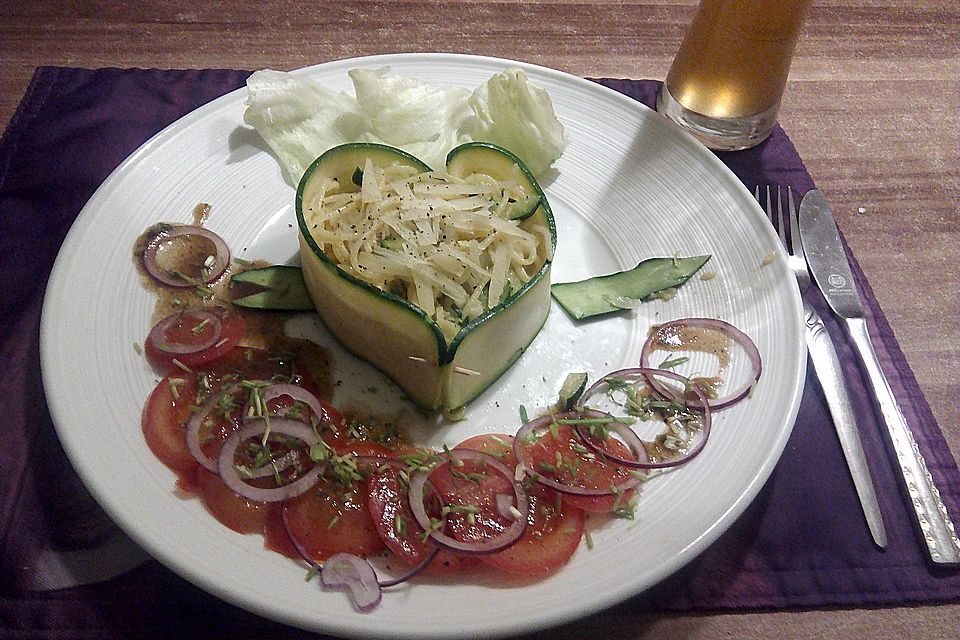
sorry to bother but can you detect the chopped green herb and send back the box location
[658,355,689,369]
[452,468,488,484]
[191,317,211,335]
[548,419,560,440]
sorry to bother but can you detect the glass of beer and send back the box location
[657,0,812,150]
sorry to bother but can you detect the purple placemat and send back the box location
[1,67,958,638]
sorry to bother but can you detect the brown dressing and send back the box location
[647,322,732,370]
[133,208,334,399]
[639,322,727,465]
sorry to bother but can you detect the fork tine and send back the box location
[754,184,766,223]
[764,185,774,225]
[774,186,788,247]
[755,185,789,252]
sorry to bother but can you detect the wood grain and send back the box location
[2,1,958,637]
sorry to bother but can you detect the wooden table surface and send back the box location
[2,0,957,637]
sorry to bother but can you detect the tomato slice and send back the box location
[263,504,301,559]
[427,550,479,573]
[480,483,584,576]
[144,307,245,374]
[514,422,638,511]
[322,432,392,458]
[428,464,513,548]
[365,449,479,574]
[422,437,525,552]
[455,434,586,576]
[455,433,517,466]
[282,447,386,561]
[366,461,435,566]
[195,467,270,534]
[561,428,640,513]
[142,372,200,476]
[560,492,629,513]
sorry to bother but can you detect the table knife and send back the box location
[803,300,887,548]
[799,190,960,565]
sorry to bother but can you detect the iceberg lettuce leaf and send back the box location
[467,69,568,176]
[244,70,366,185]
[243,66,566,185]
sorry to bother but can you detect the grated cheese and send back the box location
[303,163,551,342]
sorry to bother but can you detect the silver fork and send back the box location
[756,185,887,548]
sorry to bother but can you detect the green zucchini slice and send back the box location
[231,265,314,311]
[296,142,556,412]
[551,255,712,320]
[557,371,588,410]
[445,142,552,227]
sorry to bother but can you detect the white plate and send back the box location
[41,53,805,639]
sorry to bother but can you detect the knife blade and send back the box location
[803,300,887,548]
[799,190,960,565]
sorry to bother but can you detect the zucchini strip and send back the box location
[550,255,711,320]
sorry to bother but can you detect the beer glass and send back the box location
[657,0,812,150]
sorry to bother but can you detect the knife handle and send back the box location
[846,317,960,564]
[805,305,887,548]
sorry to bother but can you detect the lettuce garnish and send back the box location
[243,67,567,185]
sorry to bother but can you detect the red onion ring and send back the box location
[146,309,224,355]
[216,417,325,502]
[186,385,239,473]
[142,225,230,288]
[640,317,761,411]
[320,553,382,612]
[578,368,713,469]
[243,382,329,425]
[407,450,529,556]
[512,411,645,497]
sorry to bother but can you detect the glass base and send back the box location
[656,84,779,151]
